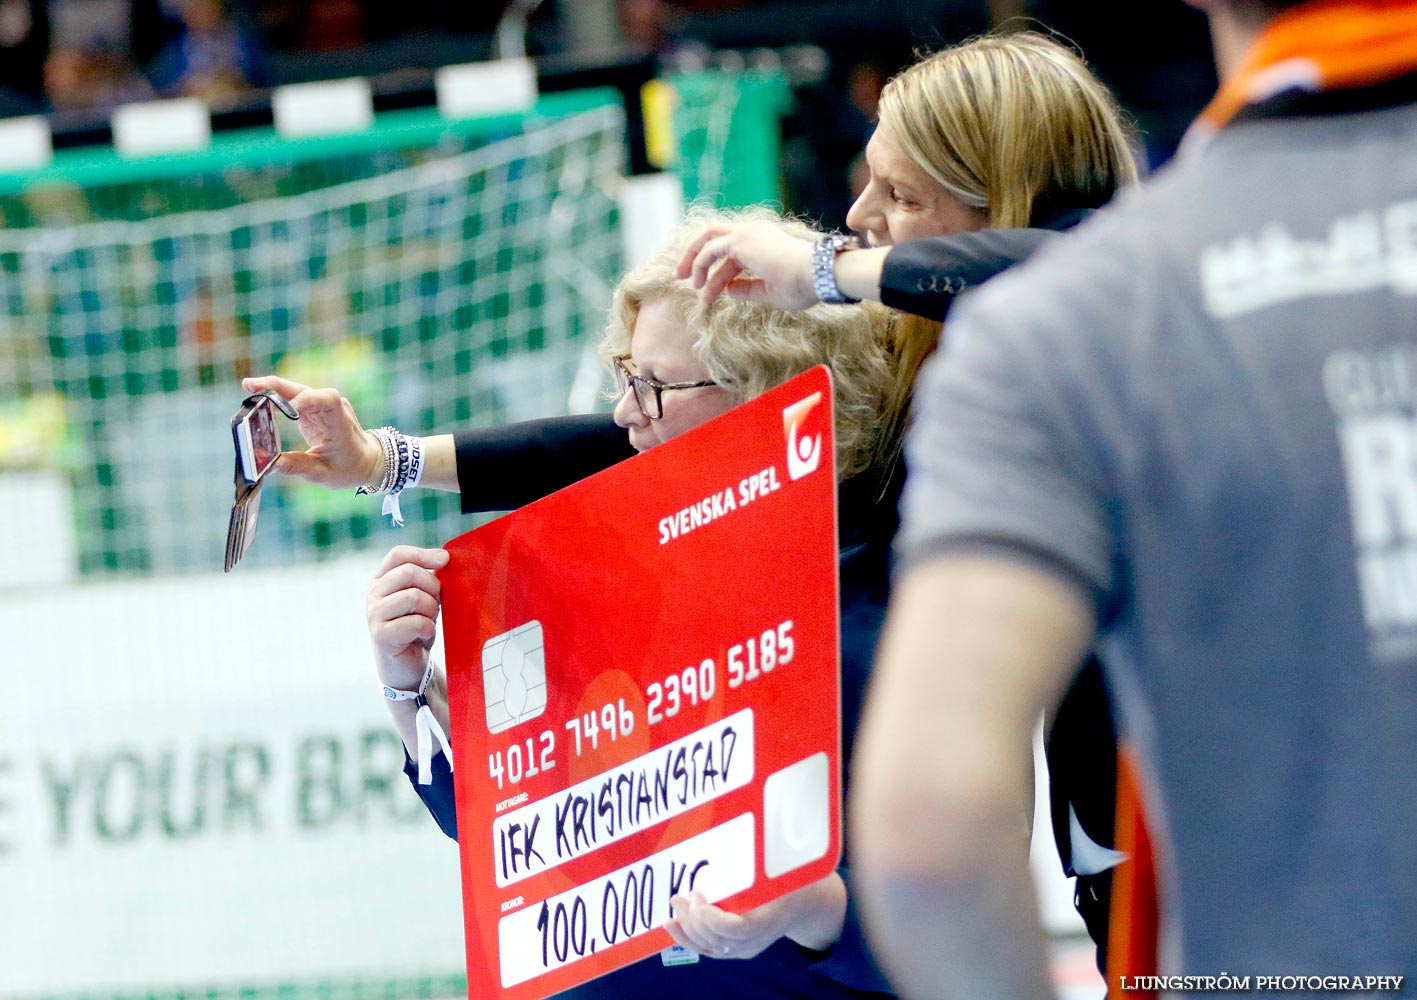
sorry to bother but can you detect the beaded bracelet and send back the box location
[355,427,425,526]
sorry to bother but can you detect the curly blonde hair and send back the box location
[599,207,895,481]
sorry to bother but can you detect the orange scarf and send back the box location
[1192,0,1417,139]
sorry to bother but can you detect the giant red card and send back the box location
[439,366,841,999]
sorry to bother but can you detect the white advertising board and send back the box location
[0,552,1083,997]
[0,556,464,996]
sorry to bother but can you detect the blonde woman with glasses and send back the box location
[293,209,908,999]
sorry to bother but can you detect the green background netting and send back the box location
[0,70,789,1000]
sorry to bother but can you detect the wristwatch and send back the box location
[811,233,860,304]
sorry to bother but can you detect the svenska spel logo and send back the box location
[482,620,548,734]
[783,391,824,481]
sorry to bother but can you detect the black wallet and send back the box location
[224,390,298,572]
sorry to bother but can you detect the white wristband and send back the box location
[381,659,454,786]
[405,435,425,490]
[358,428,425,528]
[381,658,435,702]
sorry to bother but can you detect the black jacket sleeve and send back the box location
[878,228,1058,321]
[404,749,458,840]
[454,413,635,514]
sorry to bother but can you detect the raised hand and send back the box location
[241,374,384,488]
[676,221,820,309]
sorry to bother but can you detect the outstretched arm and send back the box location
[850,553,1094,1000]
[243,376,630,511]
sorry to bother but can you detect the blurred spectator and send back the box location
[617,0,708,66]
[45,41,153,112]
[44,0,171,114]
[255,0,366,52]
[52,0,123,42]
[618,0,674,49]
[990,0,1216,167]
[842,57,887,197]
[0,0,49,117]
[132,0,175,68]
[149,0,267,102]
[51,0,137,59]
[784,51,893,230]
[297,0,365,50]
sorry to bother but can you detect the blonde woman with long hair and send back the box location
[679,28,1139,975]
[686,32,1137,474]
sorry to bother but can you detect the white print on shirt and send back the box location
[1201,198,1417,318]
[1327,346,1417,647]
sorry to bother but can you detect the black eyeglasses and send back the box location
[613,355,718,419]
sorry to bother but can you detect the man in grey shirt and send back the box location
[850,0,1417,996]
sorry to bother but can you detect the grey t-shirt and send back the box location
[899,100,1417,985]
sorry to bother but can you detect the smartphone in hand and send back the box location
[225,390,298,571]
[234,394,282,483]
